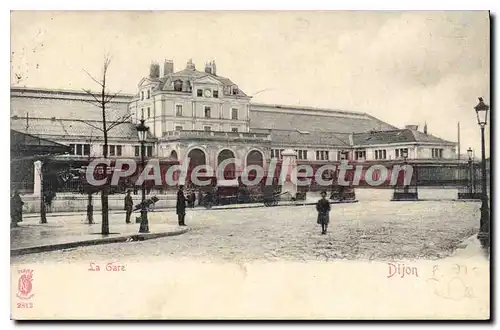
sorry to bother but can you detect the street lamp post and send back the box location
[474,97,490,242]
[136,119,150,233]
[467,147,474,196]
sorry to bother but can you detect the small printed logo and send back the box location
[16,269,34,300]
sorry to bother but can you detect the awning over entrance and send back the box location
[11,129,71,159]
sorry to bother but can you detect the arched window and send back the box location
[218,149,236,180]
[187,148,206,167]
[246,150,263,167]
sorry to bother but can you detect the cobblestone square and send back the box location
[11,200,480,264]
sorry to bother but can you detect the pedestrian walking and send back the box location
[11,190,24,227]
[316,191,331,235]
[124,190,133,224]
[176,185,187,226]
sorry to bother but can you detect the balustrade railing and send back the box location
[162,130,271,141]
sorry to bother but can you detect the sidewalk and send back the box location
[22,199,359,219]
[11,213,189,256]
[12,199,360,256]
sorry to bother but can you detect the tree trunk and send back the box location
[101,75,110,235]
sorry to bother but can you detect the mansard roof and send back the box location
[154,69,248,97]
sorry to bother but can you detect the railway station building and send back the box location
[11,59,461,193]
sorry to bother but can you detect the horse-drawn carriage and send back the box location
[262,183,282,206]
[198,179,243,209]
[194,176,285,208]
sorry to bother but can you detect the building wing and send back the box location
[249,104,397,134]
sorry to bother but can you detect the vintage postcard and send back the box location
[10,10,490,320]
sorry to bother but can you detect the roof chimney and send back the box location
[204,62,212,74]
[211,60,217,76]
[423,122,428,134]
[149,62,160,78]
[164,60,174,76]
[186,59,196,71]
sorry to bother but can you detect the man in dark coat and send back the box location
[124,190,133,224]
[316,191,331,235]
[176,185,187,226]
[11,190,24,227]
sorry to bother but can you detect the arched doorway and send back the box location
[169,150,178,160]
[187,148,206,167]
[217,149,236,180]
[246,150,263,167]
[186,148,208,187]
[246,150,264,183]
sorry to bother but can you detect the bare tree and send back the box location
[80,55,131,235]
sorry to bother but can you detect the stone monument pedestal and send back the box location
[280,149,297,201]
[33,160,42,197]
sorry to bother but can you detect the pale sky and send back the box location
[10,11,490,157]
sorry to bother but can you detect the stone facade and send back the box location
[10,59,459,171]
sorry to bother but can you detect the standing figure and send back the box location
[316,191,331,235]
[124,190,133,224]
[185,190,193,208]
[11,190,24,227]
[86,203,94,224]
[45,190,56,213]
[190,191,196,208]
[176,185,187,226]
[198,190,203,206]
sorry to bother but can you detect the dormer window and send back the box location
[213,90,219,98]
[355,150,366,160]
[232,87,238,95]
[197,89,203,97]
[174,80,183,92]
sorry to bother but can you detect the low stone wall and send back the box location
[19,187,464,213]
[20,193,177,214]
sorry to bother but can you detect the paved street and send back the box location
[11,200,481,264]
